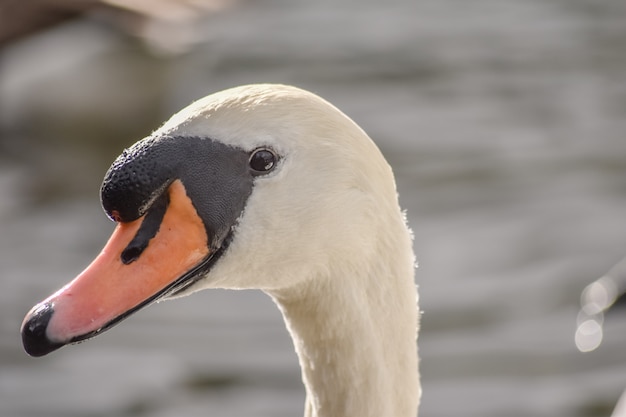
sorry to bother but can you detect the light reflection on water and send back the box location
[2,1,626,417]
[576,257,626,353]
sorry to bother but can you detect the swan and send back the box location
[21,84,420,417]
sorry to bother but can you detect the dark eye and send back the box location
[249,148,277,174]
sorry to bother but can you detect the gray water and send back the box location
[2,0,626,416]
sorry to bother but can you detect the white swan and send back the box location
[21,84,420,417]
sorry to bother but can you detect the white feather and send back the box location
[158,84,420,417]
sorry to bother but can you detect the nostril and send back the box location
[120,191,169,265]
[21,302,64,357]
[121,245,144,264]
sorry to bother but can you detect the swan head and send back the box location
[21,84,407,357]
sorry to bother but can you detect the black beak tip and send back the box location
[21,302,64,357]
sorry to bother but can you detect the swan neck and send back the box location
[270,263,420,417]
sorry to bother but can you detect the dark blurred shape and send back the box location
[0,0,96,47]
[0,0,235,52]
[576,256,626,352]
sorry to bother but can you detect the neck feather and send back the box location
[268,240,420,417]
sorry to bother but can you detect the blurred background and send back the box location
[2,0,626,416]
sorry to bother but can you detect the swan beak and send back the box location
[21,180,210,357]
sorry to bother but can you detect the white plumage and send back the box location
[163,84,421,417]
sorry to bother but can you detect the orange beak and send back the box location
[22,180,210,356]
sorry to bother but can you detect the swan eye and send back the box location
[249,148,277,174]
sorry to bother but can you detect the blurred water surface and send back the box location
[2,0,626,416]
